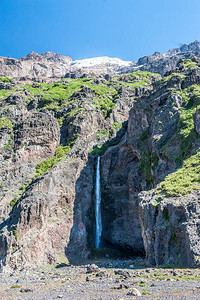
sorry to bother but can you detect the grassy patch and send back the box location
[10,197,18,206]
[157,85,200,197]
[35,145,71,177]
[10,285,21,289]
[142,290,151,295]
[90,136,121,156]
[182,59,197,70]
[139,283,148,287]
[0,116,13,130]
[157,152,200,197]
[159,73,186,84]
[0,77,14,83]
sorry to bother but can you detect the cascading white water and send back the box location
[95,156,102,249]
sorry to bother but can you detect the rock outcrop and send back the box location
[100,58,200,267]
[1,41,200,81]
[0,70,159,271]
[1,48,200,271]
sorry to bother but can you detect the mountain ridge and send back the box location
[1,40,200,81]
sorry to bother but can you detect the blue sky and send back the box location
[0,0,200,61]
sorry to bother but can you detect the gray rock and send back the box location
[127,288,141,296]
[86,264,99,274]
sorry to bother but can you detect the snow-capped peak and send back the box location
[71,56,133,68]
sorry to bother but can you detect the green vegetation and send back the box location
[0,89,16,101]
[159,73,186,84]
[10,285,21,289]
[113,121,122,132]
[157,85,200,196]
[0,77,13,83]
[129,70,160,78]
[139,283,148,287]
[139,151,159,186]
[13,230,18,240]
[112,70,160,91]
[35,145,71,177]
[117,80,148,89]
[90,136,121,157]
[175,85,200,160]
[142,291,151,295]
[10,197,18,206]
[0,116,13,130]
[4,137,12,151]
[182,59,197,70]
[96,129,108,139]
[23,78,118,118]
[157,152,200,197]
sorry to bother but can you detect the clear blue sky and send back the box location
[0,0,200,61]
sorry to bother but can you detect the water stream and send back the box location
[95,156,102,249]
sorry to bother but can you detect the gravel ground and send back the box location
[1,258,200,299]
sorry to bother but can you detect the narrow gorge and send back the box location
[1,41,200,272]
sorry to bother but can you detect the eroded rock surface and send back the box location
[1,50,200,272]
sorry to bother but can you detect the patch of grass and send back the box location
[118,80,148,89]
[142,290,151,295]
[10,197,18,206]
[35,145,71,177]
[159,73,186,84]
[131,70,160,78]
[139,283,148,287]
[90,136,121,156]
[157,85,200,197]
[182,59,197,70]
[0,116,13,130]
[10,285,21,289]
[0,89,16,101]
[0,77,14,83]
[157,152,200,197]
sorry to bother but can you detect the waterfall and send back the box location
[95,156,102,249]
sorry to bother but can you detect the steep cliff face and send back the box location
[0,71,159,270]
[0,52,72,83]
[1,50,200,271]
[100,58,200,267]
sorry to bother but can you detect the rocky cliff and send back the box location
[1,47,200,271]
[1,41,200,82]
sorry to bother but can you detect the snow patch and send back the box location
[71,56,133,68]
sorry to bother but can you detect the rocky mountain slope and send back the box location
[1,40,200,81]
[1,45,200,272]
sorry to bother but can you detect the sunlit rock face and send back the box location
[1,40,200,82]
[1,44,200,271]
